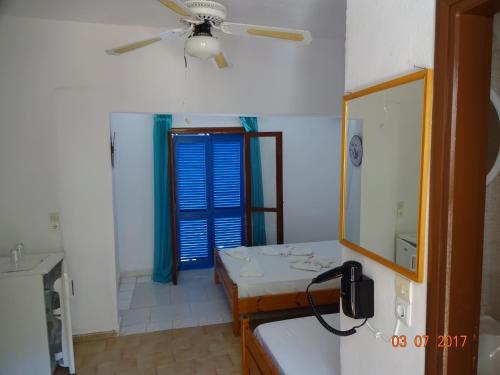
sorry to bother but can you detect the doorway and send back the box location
[426,1,500,374]
[171,132,245,270]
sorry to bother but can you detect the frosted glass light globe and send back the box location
[185,35,221,60]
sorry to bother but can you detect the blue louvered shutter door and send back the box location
[211,134,245,250]
[174,135,211,267]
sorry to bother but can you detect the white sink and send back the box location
[0,254,48,273]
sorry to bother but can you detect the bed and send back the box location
[214,240,341,335]
[242,314,341,375]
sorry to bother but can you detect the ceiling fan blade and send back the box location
[106,36,162,55]
[220,22,312,44]
[158,0,197,18]
[214,52,230,69]
[106,28,189,56]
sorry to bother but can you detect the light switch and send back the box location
[395,275,412,303]
[395,276,412,327]
[49,212,60,231]
[397,201,405,217]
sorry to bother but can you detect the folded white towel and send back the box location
[289,257,338,271]
[288,255,313,262]
[290,262,322,272]
[289,247,314,256]
[240,257,264,277]
[219,247,250,261]
[311,257,337,268]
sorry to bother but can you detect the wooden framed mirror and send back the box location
[339,70,433,282]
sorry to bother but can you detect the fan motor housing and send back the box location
[184,0,227,24]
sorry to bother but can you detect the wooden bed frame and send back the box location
[214,251,340,335]
[242,318,280,375]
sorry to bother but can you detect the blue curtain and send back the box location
[153,114,173,283]
[240,117,267,246]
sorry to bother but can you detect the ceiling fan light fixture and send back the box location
[185,35,221,60]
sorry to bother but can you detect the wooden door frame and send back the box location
[426,0,499,374]
[244,132,284,246]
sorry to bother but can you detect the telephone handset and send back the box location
[306,261,374,336]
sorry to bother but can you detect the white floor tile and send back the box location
[152,282,172,291]
[120,323,147,336]
[204,285,226,301]
[120,277,137,285]
[134,283,154,293]
[173,316,199,329]
[199,312,223,326]
[130,290,155,309]
[151,304,190,323]
[118,299,131,311]
[186,286,209,302]
[118,290,133,300]
[190,301,227,315]
[137,275,152,283]
[119,283,135,292]
[152,291,171,306]
[220,312,232,323]
[170,286,190,304]
[120,308,150,327]
[147,320,173,332]
[118,268,228,336]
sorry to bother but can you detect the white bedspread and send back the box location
[254,314,341,375]
[218,241,341,297]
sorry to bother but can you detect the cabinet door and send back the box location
[60,265,75,374]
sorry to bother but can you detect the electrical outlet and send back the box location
[396,297,412,327]
[49,212,60,231]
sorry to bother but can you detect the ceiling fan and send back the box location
[106,0,312,69]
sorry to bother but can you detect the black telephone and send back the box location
[306,261,374,336]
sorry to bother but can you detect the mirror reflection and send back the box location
[343,77,425,274]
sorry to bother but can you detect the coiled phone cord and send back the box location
[306,282,368,336]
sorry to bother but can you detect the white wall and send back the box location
[340,1,435,375]
[259,116,342,244]
[111,113,155,275]
[111,113,341,274]
[0,15,344,334]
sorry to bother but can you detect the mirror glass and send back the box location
[341,72,430,282]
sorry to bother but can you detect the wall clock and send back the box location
[349,135,363,167]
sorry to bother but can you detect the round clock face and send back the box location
[349,135,363,167]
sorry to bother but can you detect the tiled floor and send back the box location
[118,268,231,335]
[56,323,241,375]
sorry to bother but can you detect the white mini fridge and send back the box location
[0,252,75,375]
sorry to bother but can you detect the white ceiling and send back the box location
[0,0,346,39]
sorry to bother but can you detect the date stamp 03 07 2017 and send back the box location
[391,335,468,349]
